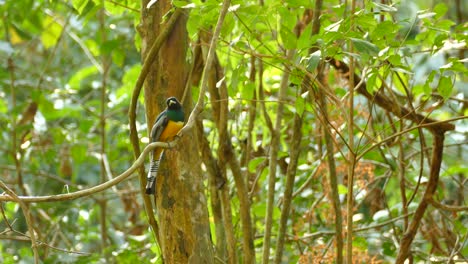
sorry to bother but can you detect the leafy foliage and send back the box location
[1,0,466,263]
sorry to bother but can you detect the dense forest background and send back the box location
[0,0,467,263]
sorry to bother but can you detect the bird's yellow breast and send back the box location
[159,120,184,142]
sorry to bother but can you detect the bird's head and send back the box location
[166,97,182,110]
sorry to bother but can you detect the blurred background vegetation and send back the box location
[0,0,466,263]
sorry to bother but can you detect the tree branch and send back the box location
[0,181,39,263]
[395,132,445,263]
[327,58,456,134]
[0,141,174,203]
[428,198,468,212]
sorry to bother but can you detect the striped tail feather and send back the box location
[145,160,160,195]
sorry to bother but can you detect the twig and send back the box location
[291,153,326,199]
[395,133,445,263]
[217,67,255,263]
[328,58,456,134]
[0,182,39,263]
[7,58,27,196]
[301,212,416,239]
[99,7,110,250]
[357,116,465,161]
[0,165,76,187]
[317,75,344,263]
[0,203,13,231]
[428,198,468,212]
[0,231,91,255]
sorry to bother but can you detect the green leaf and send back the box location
[104,0,126,15]
[289,68,304,85]
[187,13,201,38]
[437,19,455,31]
[230,66,240,93]
[338,184,348,195]
[71,144,88,164]
[324,19,343,32]
[280,25,297,50]
[307,50,321,71]
[295,95,305,115]
[382,241,395,256]
[84,39,99,56]
[248,157,266,173]
[101,40,120,55]
[297,23,312,50]
[116,64,141,102]
[366,71,377,94]
[387,54,402,66]
[355,14,377,31]
[41,17,63,49]
[68,65,99,90]
[437,76,453,99]
[353,236,368,250]
[433,3,448,20]
[278,6,296,32]
[350,38,379,56]
[0,99,7,113]
[372,1,397,12]
[241,82,255,100]
[372,21,399,41]
[72,0,89,14]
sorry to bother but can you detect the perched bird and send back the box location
[146,97,185,195]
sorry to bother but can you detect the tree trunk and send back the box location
[140,1,214,263]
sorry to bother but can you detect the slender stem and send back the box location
[274,110,303,263]
[398,125,409,231]
[215,52,254,263]
[317,77,343,263]
[0,182,39,263]
[346,0,357,260]
[396,133,445,263]
[262,49,295,264]
[7,58,27,195]
[99,6,109,250]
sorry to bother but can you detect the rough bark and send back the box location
[140,1,214,262]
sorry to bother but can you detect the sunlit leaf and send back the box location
[72,0,89,14]
[338,184,348,195]
[41,16,63,49]
[437,76,453,99]
[241,82,255,100]
[372,1,397,12]
[433,3,448,19]
[280,25,297,50]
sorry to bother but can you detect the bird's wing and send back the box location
[150,110,169,142]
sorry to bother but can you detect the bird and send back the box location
[145,97,185,195]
